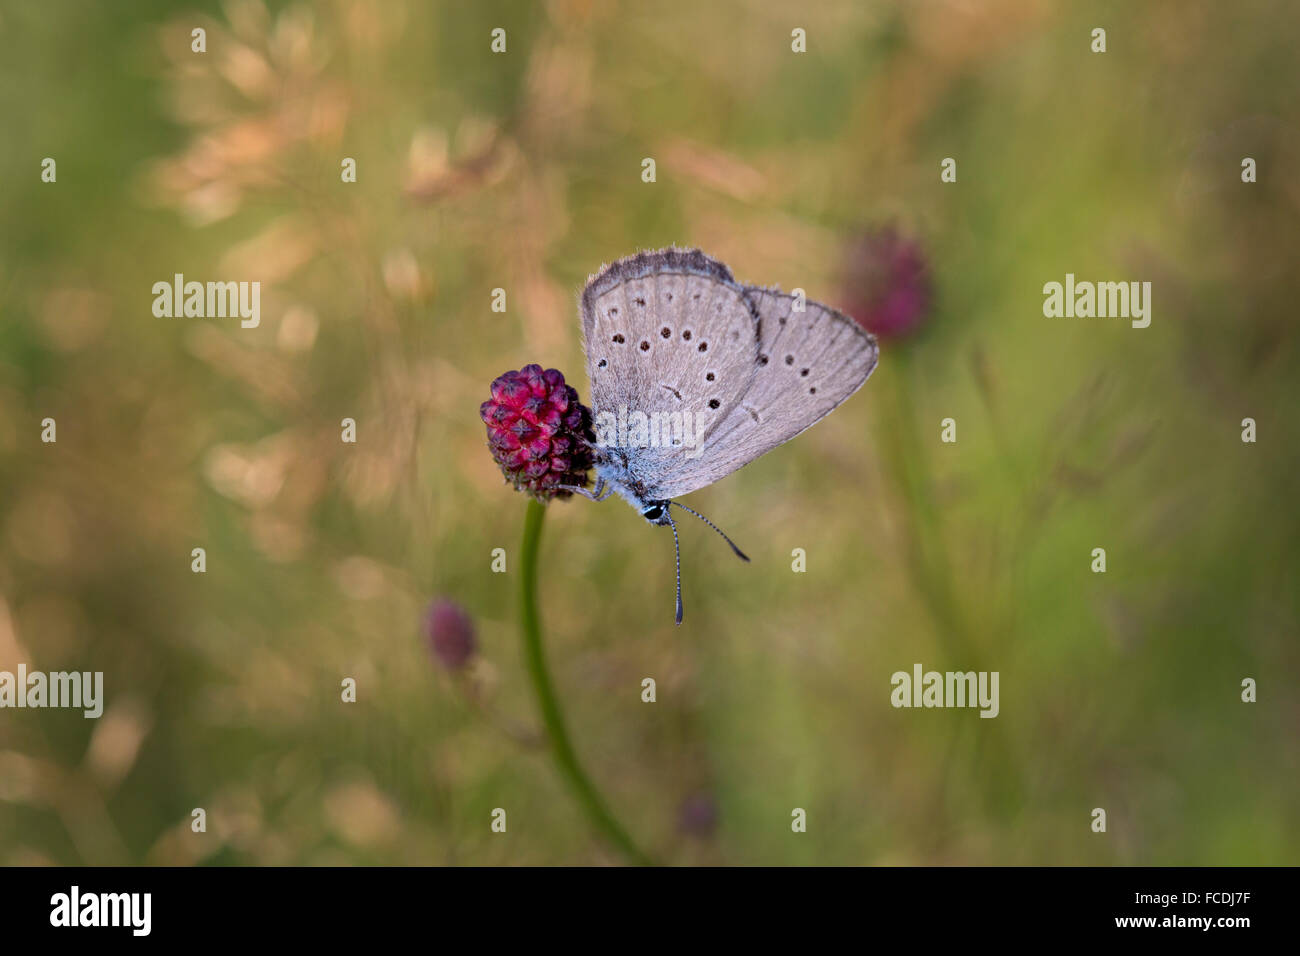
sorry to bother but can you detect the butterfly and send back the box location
[560,247,879,623]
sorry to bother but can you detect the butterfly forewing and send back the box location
[581,250,759,464]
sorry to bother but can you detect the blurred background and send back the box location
[1,0,1297,865]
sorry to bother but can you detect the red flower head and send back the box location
[479,364,595,501]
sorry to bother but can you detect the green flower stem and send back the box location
[518,498,653,865]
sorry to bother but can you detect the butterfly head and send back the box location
[640,501,671,526]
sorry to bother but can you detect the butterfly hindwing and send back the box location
[644,286,878,499]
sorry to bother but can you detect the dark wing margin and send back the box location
[580,247,747,341]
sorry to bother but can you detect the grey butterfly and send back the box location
[561,247,879,623]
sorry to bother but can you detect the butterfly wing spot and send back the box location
[784,355,794,365]
[598,358,607,368]
[705,372,715,381]
[634,297,646,307]
[613,334,625,343]
[809,387,817,394]
[660,327,671,338]
[661,383,682,400]
[697,341,708,352]
[708,399,721,409]
[800,368,809,376]
[682,330,692,340]
[609,308,618,317]
[640,340,650,351]
[758,354,769,365]
[744,404,761,422]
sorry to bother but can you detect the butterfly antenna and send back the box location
[669,501,751,562]
[664,507,684,625]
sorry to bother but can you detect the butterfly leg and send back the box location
[556,483,604,502]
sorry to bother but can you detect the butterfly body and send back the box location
[591,451,670,522]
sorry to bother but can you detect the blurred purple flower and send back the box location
[677,792,719,840]
[426,599,476,671]
[840,227,933,341]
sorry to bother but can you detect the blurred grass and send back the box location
[0,0,1297,864]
